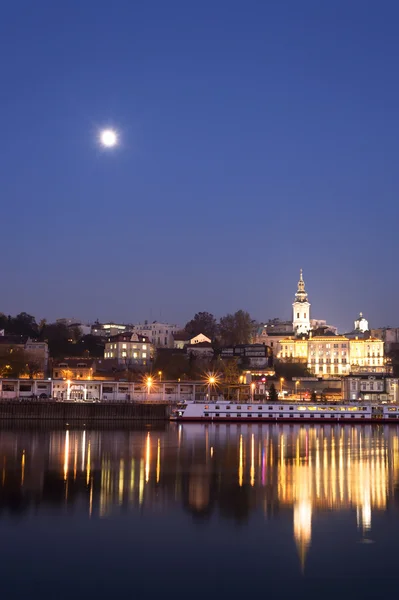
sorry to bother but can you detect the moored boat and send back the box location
[170,401,399,423]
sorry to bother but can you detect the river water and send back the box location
[0,422,398,598]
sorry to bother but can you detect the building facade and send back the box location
[277,334,385,377]
[132,321,179,348]
[343,375,399,403]
[53,359,95,380]
[104,332,153,367]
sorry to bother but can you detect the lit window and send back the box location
[122,344,127,349]
[122,351,127,357]
[133,352,138,359]
[142,345,147,350]
[142,353,147,358]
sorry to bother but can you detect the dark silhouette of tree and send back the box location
[184,312,217,340]
[0,346,27,378]
[273,359,311,380]
[219,310,253,346]
[269,383,279,402]
[7,313,38,337]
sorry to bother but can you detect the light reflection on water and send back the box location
[1,422,399,588]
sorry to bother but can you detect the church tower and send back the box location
[292,269,311,335]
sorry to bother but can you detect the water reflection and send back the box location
[0,423,399,567]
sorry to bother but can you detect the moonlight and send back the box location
[99,129,118,148]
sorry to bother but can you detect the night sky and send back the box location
[1,1,399,332]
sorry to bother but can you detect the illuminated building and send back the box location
[272,271,387,377]
[132,321,180,348]
[104,332,153,366]
[293,269,311,335]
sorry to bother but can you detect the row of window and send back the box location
[107,344,147,350]
[210,405,368,411]
[203,413,369,419]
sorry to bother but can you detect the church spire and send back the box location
[293,269,311,335]
[295,269,308,302]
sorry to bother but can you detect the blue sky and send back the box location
[1,0,399,332]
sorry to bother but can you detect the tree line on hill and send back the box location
[0,312,104,359]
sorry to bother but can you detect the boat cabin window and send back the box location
[215,406,220,410]
[215,413,220,417]
[268,407,273,410]
[289,407,294,410]
[237,414,241,417]
[247,406,252,410]
[226,406,230,409]
[279,406,283,410]
[205,405,209,409]
[247,414,252,417]
[237,406,241,409]
[204,413,209,417]
[258,406,262,410]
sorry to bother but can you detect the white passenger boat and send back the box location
[170,401,399,423]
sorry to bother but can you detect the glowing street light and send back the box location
[280,377,284,395]
[251,382,255,402]
[205,373,219,402]
[146,376,153,399]
[295,380,300,401]
[158,371,162,382]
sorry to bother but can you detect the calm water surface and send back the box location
[0,422,399,598]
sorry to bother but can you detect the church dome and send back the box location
[354,312,369,332]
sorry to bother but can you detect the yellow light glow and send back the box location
[86,441,91,486]
[64,430,69,481]
[156,438,161,483]
[239,434,243,487]
[145,432,151,483]
[250,434,255,487]
[119,459,124,505]
[21,451,25,486]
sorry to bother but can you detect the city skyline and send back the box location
[0,268,395,336]
[2,1,399,331]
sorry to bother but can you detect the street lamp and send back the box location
[295,380,300,400]
[146,376,153,399]
[158,371,162,382]
[251,382,255,402]
[207,375,216,402]
[280,377,284,396]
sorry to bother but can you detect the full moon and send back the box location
[100,129,118,148]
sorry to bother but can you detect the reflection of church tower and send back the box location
[292,269,311,335]
[293,499,312,573]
